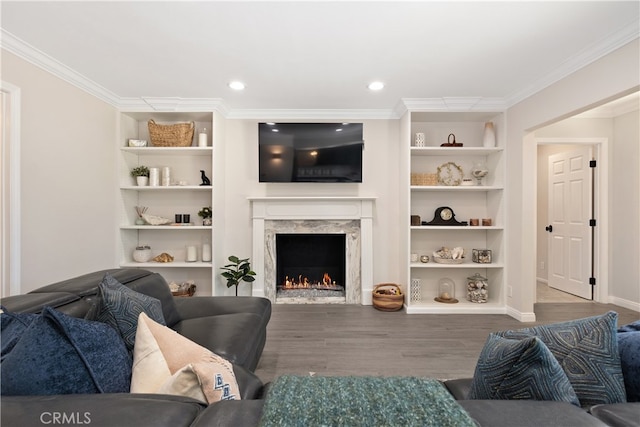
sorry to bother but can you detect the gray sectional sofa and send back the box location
[1,268,638,426]
[1,269,270,426]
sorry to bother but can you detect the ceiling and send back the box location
[1,1,639,117]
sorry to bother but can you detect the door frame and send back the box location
[1,81,21,297]
[535,137,609,303]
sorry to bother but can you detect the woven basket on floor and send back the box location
[148,119,195,147]
[372,283,404,311]
[171,283,196,297]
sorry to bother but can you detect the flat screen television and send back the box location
[259,122,363,183]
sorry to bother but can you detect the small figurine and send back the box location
[200,170,211,186]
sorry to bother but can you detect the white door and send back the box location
[547,147,593,299]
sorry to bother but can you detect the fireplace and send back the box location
[276,233,346,300]
[249,197,375,305]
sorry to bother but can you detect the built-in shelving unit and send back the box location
[117,111,223,295]
[401,111,507,314]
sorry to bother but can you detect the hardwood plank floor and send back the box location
[254,302,639,384]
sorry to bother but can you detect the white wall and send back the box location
[610,110,640,306]
[505,39,640,320]
[1,51,118,292]
[220,119,402,295]
[2,38,638,315]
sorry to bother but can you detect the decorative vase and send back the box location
[410,278,422,302]
[482,122,496,148]
[136,176,149,186]
[203,217,212,226]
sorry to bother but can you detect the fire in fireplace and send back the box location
[276,233,346,298]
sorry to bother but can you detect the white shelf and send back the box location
[120,225,211,230]
[117,111,217,296]
[410,226,503,231]
[404,110,506,315]
[120,261,212,268]
[121,147,212,156]
[410,147,503,156]
[405,301,506,314]
[410,185,503,191]
[120,186,211,191]
[410,262,503,268]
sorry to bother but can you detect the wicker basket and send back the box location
[372,283,404,311]
[411,173,438,186]
[170,283,196,297]
[148,119,195,147]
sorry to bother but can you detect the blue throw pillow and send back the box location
[1,306,131,395]
[86,273,165,352]
[618,320,640,402]
[469,333,579,405]
[496,311,626,407]
[0,307,38,361]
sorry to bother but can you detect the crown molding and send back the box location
[3,17,637,119]
[225,108,398,120]
[400,97,507,112]
[505,18,640,108]
[0,29,121,107]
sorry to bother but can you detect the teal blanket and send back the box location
[259,375,476,427]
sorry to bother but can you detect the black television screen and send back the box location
[259,122,363,183]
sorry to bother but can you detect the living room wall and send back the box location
[1,51,118,292]
[219,118,402,295]
[2,37,638,315]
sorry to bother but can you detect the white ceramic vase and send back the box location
[136,176,149,186]
[483,122,496,148]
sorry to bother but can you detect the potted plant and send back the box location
[131,165,150,186]
[220,255,256,296]
[198,206,213,226]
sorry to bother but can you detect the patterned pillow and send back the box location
[131,312,239,404]
[86,273,165,352]
[496,311,626,407]
[618,320,640,402]
[469,333,579,405]
[1,307,131,395]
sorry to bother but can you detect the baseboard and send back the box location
[506,306,537,322]
[607,296,640,312]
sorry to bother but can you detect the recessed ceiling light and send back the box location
[368,81,384,91]
[228,81,245,90]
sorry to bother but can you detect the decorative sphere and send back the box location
[440,292,451,300]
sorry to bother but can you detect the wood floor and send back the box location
[254,301,639,384]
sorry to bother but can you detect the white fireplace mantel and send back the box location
[249,196,376,304]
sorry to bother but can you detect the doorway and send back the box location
[536,139,608,304]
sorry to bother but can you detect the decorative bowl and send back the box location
[142,214,172,226]
[433,256,464,264]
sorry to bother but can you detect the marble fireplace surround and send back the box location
[249,197,375,304]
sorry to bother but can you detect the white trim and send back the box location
[533,137,609,305]
[1,80,21,296]
[1,29,120,108]
[608,296,640,313]
[248,197,375,305]
[505,19,640,107]
[506,306,537,323]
